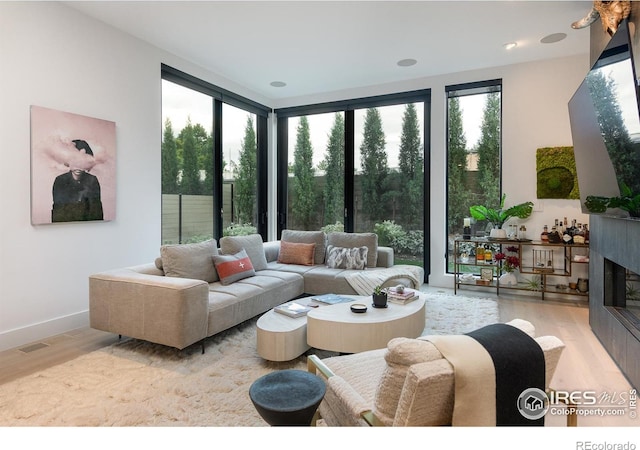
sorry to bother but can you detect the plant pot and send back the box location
[499,271,518,287]
[372,292,388,308]
[490,228,507,239]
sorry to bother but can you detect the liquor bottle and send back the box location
[484,247,493,263]
[541,225,549,242]
[563,224,573,244]
[476,245,485,263]
[548,225,562,243]
[573,224,586,244]
[583,224,589,244]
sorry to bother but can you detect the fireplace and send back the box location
[590,215,640,389]
[604,259,640,340]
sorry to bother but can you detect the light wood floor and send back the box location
[0,287,637,427]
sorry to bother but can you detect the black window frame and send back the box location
[275,89,431,282]
[445,79,503,273]
[161,64,271,241]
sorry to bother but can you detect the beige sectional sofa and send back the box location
[89,231,424,351]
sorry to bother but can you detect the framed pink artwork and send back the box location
[30,105,116,225]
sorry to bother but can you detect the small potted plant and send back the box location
[372,285,388,308]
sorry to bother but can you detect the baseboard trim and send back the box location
[0,310,89,352]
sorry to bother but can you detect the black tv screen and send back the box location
[569,19,640,214]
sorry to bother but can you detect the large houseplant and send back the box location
[470,194,534,238]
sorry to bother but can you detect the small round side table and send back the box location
[249,369,326,426]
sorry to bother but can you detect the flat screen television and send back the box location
[568,19,640,214]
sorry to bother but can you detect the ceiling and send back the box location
[66,1,594,104]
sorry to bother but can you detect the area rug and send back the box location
[0,292,498,427]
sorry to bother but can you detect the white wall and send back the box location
[0,2,269,351]
[0,2,590,351]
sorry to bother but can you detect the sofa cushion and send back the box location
[212,249,256,285]
[278,240,316,266]
[219,234,268,271]
[160,239,219,283]
[281,229,326,265]
[326,245,368,270]
[327,232,378,268]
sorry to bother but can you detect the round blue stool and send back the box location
[249,369,326,426]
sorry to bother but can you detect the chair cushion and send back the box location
[281,229,326,265]
[327,232,378,268]
[278,240,316,266]
[374,337,444,425]
[219,234,268,271]
[325,245,368,270]
[160,239,219,283]
[212,249,256,285]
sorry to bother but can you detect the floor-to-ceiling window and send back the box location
[446,80,502,272]
[161,65,269,244]
[276,90,430,277]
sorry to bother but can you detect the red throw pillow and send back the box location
[278,241,316,266]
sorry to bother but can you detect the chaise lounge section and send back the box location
[89,231,424,351]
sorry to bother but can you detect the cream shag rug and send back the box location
[0,292,498,427]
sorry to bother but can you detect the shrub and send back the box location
[223,223,257,236]
[373,220,404,247]
[321,221,344,233]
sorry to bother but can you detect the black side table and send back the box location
[249,369,326,426]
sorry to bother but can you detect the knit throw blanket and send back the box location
[426,323,546,426]
[344,265,423,295]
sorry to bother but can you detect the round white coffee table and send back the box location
[306,296,425,354]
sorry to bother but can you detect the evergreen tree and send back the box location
[447,96,471,234]
[588,69,640,193]
[180,118,201,195]
[235,116,257,224]
[292,116,316,229]
[322,113,345,225]
[360,108,388,224]
[191,123,211,195]
[161,118,179,194]
[475,93,501,210]
[398,103,423,228]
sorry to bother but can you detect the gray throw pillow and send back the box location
[327,232,378,268]
[326,245,368,270]
[219,234,268,271]
[160,239,219,282]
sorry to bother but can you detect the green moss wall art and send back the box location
[536,146,580,199]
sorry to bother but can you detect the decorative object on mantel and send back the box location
[584,182,640,218]
[469,194,534,239]
[536,147,580,199]
[571,1,631,36]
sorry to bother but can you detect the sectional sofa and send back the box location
[89,231,424,351]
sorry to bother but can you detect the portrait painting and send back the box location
[30,105,116,225]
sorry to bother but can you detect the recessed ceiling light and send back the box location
[270,81,286,87]
[540,33,567,44]
[397,58,417,67]
[503,42,518,50]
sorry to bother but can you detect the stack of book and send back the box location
[274,301,313,318]
[386,287,418,305]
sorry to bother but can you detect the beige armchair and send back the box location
[308,319,577,426]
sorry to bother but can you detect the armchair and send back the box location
[307,319,577,426]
